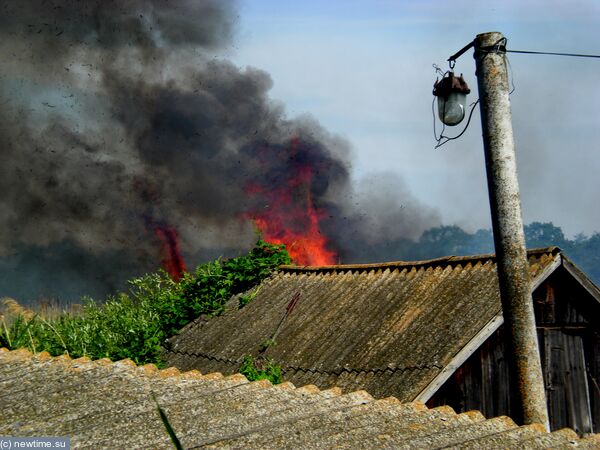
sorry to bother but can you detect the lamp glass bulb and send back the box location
[437,92,467,126]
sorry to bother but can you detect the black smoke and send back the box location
[0,0,439,303]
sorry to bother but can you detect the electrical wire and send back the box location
[506,53,516,95]
[506,49,600,59]
[431,63,480,149]
[434,38,599,148]
[449,37,600,62]
[433,98,479,149]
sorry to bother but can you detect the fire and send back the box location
[152,222,187,280]
[135,178,187,280]
[245,138,337,266]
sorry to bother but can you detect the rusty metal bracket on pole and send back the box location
[447,40,474,65]
[473,31,550,430]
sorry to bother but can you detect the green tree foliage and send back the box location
[524,222,567,248]
[400,222,599,286]
[523,222,600,285]
[406,225,493,260]
[0,240,291,366]
[563,232,600,285]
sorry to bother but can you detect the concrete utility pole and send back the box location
[473,31,550,430]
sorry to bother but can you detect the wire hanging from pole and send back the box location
[433,97,479,149]
[447,38,600,64]
[506,49,600,58]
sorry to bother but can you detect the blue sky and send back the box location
[228,0,600,237]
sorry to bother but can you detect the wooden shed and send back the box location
[427,250,600,435]
[165,247,600,435]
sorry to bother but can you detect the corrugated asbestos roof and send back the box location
[166,247,563,401]
[2,348,598,449]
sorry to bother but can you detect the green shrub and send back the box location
[0,240,290,366]
[239,354,283,385]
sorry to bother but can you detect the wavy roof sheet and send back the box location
[2,348,598,449]
[166,247,566,401]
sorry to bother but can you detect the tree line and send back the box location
[401,222,600,286]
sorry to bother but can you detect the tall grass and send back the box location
[0,240,291,366]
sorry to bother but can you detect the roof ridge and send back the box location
[0,347,227,382]
[0,347,381,403]
[278,247,561,273]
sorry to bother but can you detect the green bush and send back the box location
[0,240,290,366]
[239,354,283,385]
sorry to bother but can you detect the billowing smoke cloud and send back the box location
[0,0,438,302]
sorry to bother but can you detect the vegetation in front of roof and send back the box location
[258,338,277,353]
[239,354,283,385]
[238,285,262,308]
[0,240,291,366]
[239,332,282,384]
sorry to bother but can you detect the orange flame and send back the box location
[246,139,337,266]
[153,223,187,280]
[134,178,187,280]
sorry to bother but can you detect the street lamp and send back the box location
[432,72,470,126]
[437,32,550,430]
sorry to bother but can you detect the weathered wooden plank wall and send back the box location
[587,332,600,432]
[428,267,599,435]
[541,329,592,434]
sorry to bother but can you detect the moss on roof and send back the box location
[2,347,597,448]
[165,248,564,401]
